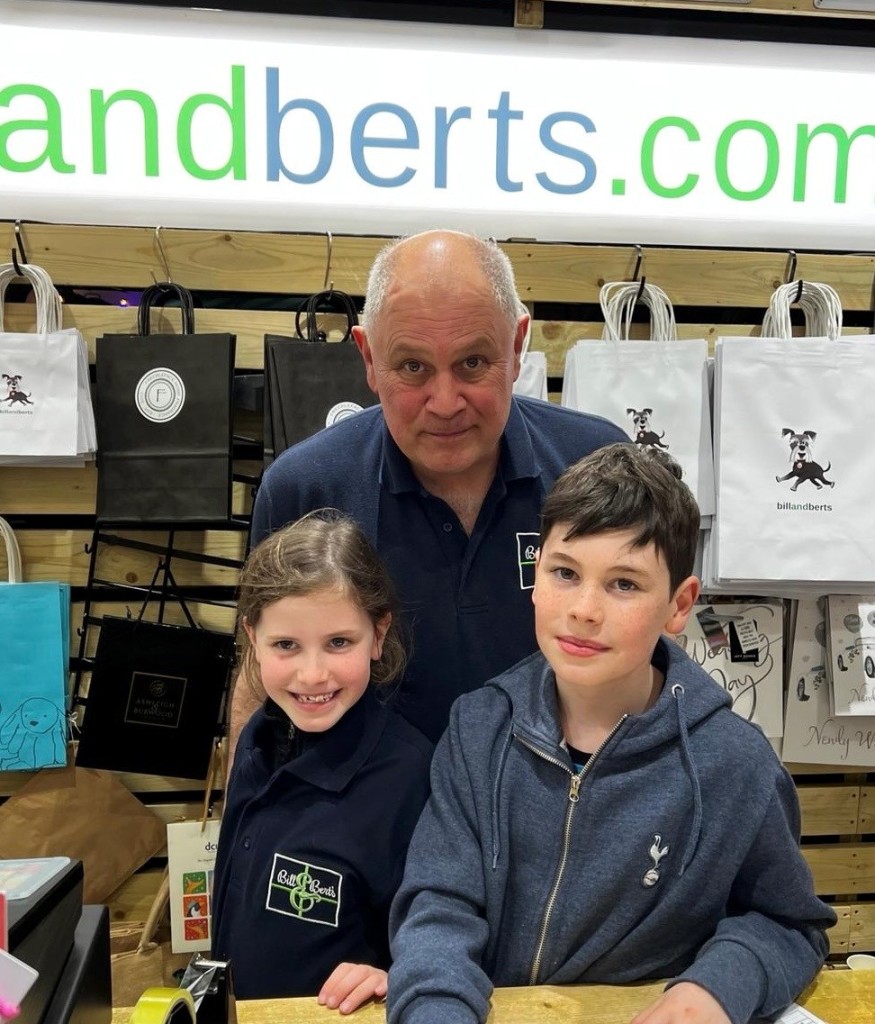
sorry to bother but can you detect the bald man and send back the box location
[231,230,626,747]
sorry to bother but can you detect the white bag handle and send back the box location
[762,281,843,341]
[0,262,63,334]
[599,280,677,342]
[517,300,532,361]
[0,515,23,583]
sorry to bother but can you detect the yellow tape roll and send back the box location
[129,987,196,1024]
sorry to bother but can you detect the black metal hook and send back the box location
[785,250,797,285]
[150,225,173,286]
[11,220,28,275]
[635,275,647,303]
[323,230,333,298]
[632,244,643,283]
[794,280,804,304]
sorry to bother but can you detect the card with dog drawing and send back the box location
[673,600,784,738]
[782,598,875,767]
[825,596,875,716]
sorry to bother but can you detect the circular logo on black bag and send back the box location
[325,401,363,427]
[135,367,186,423]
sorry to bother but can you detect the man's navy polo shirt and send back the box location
[251,397,626,742]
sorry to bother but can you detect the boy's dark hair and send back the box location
[540,442,700,592]
[237,508,406,692]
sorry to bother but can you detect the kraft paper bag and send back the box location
[0,763,166,903]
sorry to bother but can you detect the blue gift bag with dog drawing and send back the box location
[0,517,69,771]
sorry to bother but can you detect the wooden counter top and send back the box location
[113,969,875,1024]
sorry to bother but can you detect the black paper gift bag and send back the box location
[95,284,236,522]
[75,615,235,780]
[264,289,377,464]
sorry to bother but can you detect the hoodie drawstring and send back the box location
[491,721,514,869]
[672,683,703,875]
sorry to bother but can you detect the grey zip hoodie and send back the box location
[388,638,834,1024]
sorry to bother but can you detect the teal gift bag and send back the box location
[0,516,69,771]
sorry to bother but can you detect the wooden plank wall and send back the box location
[546,0,875,21]
[0,222,873,959]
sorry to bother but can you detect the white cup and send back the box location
[846,953,875,970]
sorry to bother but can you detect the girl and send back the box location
[211,510,432,1012]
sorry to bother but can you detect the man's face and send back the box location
[353,239,525,489]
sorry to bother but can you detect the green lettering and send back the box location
[0,83,74,173]
[91,89,159,176]
[177,64,246,180]
[794,122,875,203]
[715,120,778,201]
[640,117,699,198]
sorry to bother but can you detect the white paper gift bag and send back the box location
[562,281,715,515]
[513,351,548,401]
[167,819,222,953]
[715,335,875,584]
[782,598,875,767]
[0,263,95,464]
[512,308,548,401]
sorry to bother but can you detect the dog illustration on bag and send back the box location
[626,408,670,450]
[2,373,34,405]
[0,697,66,769]
[775,428,835,491]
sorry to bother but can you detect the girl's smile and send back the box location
[245,587,389,733]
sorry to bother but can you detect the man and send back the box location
[231,229,626,747]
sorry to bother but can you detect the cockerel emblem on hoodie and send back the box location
[642,834,670,888]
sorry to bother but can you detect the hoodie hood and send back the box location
[489,636,731,759]
[486,636,732,875]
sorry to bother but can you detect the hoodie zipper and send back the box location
[521,715,627,986]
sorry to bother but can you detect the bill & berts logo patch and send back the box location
[266,853,342,927]
[516,532,539,590]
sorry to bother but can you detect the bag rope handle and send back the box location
[0,262,63,334]
[294,288,359,344]
[137,282,196,336]
[0,516,23,584]
[762,281,843,341]
[599,280,677,342]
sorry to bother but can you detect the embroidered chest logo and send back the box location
[516,532,539,590]
[642,833,670,888]
[266,853,343,927]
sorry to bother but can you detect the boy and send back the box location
[388,444,834,1024]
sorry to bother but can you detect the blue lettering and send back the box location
[488,91,523,192]
[265,67,333,183]
[536,112,597,194]
[434,106,472,188]
[350,102,418,187]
